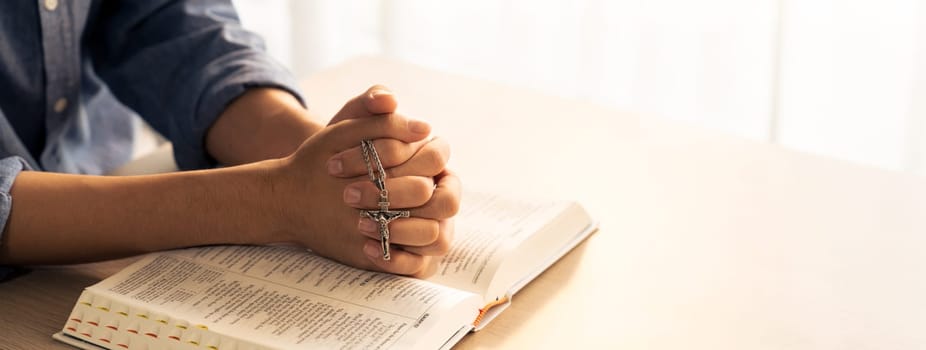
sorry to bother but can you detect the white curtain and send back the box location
[233,0,926,175]
[777,0,926,173]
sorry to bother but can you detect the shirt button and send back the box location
[44,0,58,11]
[54,98,68,113]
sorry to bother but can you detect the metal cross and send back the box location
[359,140,410,261]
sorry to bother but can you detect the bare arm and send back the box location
[0,88,327,265]
[0,160,282,265]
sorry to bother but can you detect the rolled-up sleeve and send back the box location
[0,156,30,281]
[88,0,305,170]
[0,156,29,233]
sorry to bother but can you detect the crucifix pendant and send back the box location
[359,139,410,261]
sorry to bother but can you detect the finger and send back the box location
[328,85,398,125]
[362,239,427,275]
[400,218,455,257]
[343,176,435,209]
[384,136,450,178]
[405,170,461,219]
[412,256,440,278]
[327,137,429,177]
[363,85,398,115]
[358,217,439,246]
[322,113,431,151]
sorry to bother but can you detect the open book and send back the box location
[54,192,597,350]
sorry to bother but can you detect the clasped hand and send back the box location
[267,86,458,278]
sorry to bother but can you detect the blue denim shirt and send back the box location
[0,0,303,279]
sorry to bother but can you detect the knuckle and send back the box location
[365,114,398,135]
[421,220,441,245]
[435,193,461,218]
[431,231,453,256]
[387,114,406,133]
[448,197,461,216]
[425,146,448,171]
[380,139,407,166]
[432,137,451,163]
[415,258,439,278]
[411,177,434,205]
[414,176,434,192]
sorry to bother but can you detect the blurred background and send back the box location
[231,0,926,175]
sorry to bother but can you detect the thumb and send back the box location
[328,85,398,125]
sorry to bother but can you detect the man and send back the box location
[0,0,458,278]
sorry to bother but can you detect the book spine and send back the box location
[62,289,269,350]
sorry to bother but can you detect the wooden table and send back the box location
[3,57,926,349]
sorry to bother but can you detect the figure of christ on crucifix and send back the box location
[360,206,410,260]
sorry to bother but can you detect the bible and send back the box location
[54,192,597,350]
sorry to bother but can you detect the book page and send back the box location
[425,192,573,296]
[84,245,481,350]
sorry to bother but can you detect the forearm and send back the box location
[206,88,324,165]
[0,161,286,265]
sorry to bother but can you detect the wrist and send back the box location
[253,157,306,245]
[220,158,293,245]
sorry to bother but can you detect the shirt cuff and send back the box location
[0,156,31,282]
[171,54,306,171]
[0,156,30,234]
